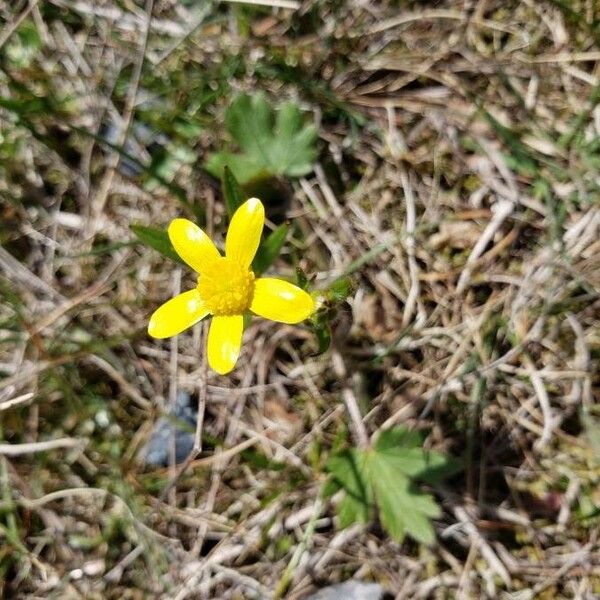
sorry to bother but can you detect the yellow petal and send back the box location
[207,314,244,374]
[250,278,315,324]
[148,290,209,339]
[225,198,264,267]
[168,218,221,274]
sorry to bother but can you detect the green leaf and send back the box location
[252,223,289,275]
[327,277,353,302]
[337,493,369,529]
[130,225,184,265]
[295,267,309,290]
[222,166,246,219]
[369,458,440,545]
[205,93,318,184]
[206,151,270,186]
[314,320,331,355]
[375,426,423,451]
[310,311,331,355]
[225,93,274,162]
[326,450,372,526]
[271,101,319,177]
[374,427,461,484]
[327,427,456,545]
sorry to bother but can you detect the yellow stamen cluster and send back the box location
[197,257,255,316]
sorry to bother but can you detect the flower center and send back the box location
[197,257,255,316]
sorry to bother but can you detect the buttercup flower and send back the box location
[148,198,315,374]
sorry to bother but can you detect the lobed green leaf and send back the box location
[327,426,458,545]
[205,93,318,184]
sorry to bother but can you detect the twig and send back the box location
[104,545,145,584]
[456,199,514,294]
[400,167,421,326]
[0,437,85,456]
[452,506,511,588]
[0,246,64,301]
[210,564,270,598]
[0,392,34,412]
[566,313,593,410]
[218,0,300,9]
[525,356,555,451]
[368,8,522,36]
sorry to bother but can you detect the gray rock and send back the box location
[139,391,197,467]
[305,580,387,600]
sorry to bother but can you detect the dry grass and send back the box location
[1,0,599,598]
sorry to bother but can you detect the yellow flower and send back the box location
[148,198,315,374]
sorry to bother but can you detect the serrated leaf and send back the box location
[369,457,440,545]
[327,426,456,545]
[225,93,273,160]
[205,150,270,184]
[205,93,318,184]
[322,477,341,498]
[326,449,372,525]
[252,223,289,275]
[374,427,461,484]
[222,166,245,219]
[272,101,319,176]
[275,100,304,140]
[375,448,455,485]
[130,224,184,265]
[338,493,369,528]
[375,426,423,451]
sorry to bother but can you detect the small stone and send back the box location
[95,409,110,428]
[305,581,388,600]
[83,559,105,577]
[139,391,197,467]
